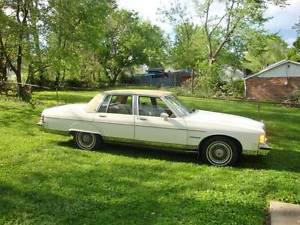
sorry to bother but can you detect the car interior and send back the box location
[107,95,132,115]
[138,96,174,117]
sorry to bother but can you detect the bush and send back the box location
[284,90,300,107]
[220,80,244,98]
[178,76,244,99]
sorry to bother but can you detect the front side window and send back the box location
[164,95,190,117]
[104,95,133,115]
[138,96,175,117]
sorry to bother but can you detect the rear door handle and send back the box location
[98,115,107,118]
[139,117,147,121]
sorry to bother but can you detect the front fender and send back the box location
[188,130,259,151]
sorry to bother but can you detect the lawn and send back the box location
[0,90,299,225]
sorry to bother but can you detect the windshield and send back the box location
[164,95,190,117]
[85,94,103,112]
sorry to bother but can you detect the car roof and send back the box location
[103,89,173,97]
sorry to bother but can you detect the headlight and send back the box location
[259,134,267,144]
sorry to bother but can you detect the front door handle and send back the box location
[139,117,147,121]
[98,115,107,118]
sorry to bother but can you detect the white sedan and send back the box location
[38,89,270,166]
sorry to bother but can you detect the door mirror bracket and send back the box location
[160,112,169,121]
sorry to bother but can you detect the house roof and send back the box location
[104,89,172,97]
[244,59,300,80]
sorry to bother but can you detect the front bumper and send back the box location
[258,143,271,155]
[243,143,271,156]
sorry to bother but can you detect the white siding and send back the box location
[258,62,300,78]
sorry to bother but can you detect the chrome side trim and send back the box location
[135,124,187,131]
[189,136,202,139]
[103,136,198,151]
[46,117,134,126]
[68,129,101,135]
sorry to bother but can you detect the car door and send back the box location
[134,95,187,145]
[93,94,134,140]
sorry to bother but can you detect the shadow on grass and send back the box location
[57,139,300,173]
[0,169,264,225]
[0,179,264,225]
[57,139,199,164]
[239,149,300,173]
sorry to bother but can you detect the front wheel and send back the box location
[201,137,239,166]
[74,132,101,150]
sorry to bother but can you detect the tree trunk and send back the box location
[0,52,8,94]
[16,41,23,98]
[191,69,195,94]
[27,63,34,84]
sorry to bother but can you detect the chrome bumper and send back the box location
[243,143,271,156]
[259,143,271,150]
[258,143,271,156]
[37,123,69,136]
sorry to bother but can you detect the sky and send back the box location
[117,0,300,46]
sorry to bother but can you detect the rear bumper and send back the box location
[37,123,69,136]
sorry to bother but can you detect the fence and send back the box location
[0,81,299,110]
[133,71,192,87]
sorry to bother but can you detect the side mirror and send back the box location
[160,112,169,121]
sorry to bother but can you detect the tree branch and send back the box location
[203,0,213,57]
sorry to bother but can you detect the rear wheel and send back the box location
[74,132,101,150]
[201,137,239,166]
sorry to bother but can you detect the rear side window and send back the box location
[99,95,132,115]
[98,95,111,112]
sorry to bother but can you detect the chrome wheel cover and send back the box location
[76,132,96,150]
[206,141,233,166]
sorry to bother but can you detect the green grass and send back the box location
[0,91,299,225]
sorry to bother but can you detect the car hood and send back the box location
[185,110,265,132]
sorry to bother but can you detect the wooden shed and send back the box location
[245,60,300,101]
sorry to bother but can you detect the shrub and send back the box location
[221,80,245,98]
[284,90,300,107]
[178,76,244,99]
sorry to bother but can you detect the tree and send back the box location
[0,0,31,99]
[87,10,166,85]
[161,0,287,81]
[287,37,300,62]
[196,0,273,66]
[0,0,50,99]
[159,1,202,92]
[293,17,300,35]
[242,33,288,73]
[45,0,115,87]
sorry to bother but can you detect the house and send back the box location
[220,66,245,81]
[245,60,300,101]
